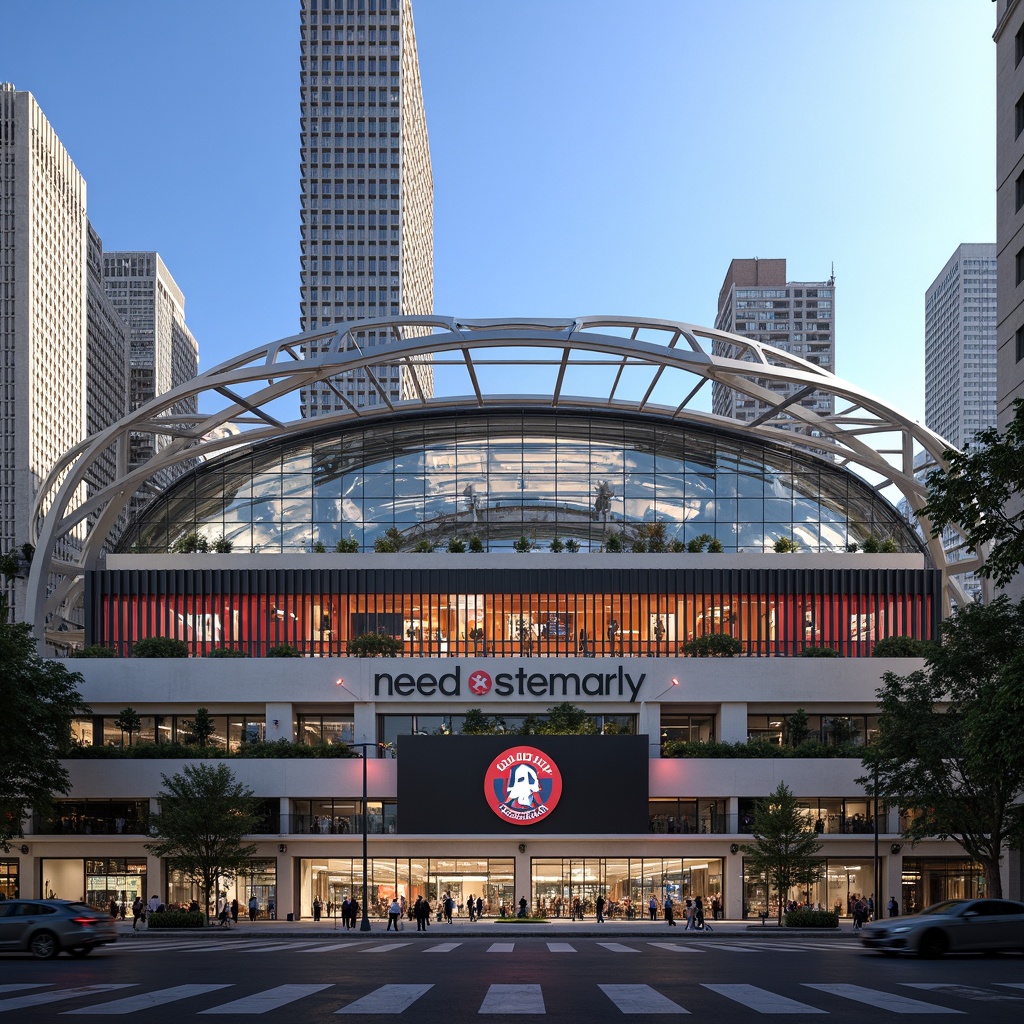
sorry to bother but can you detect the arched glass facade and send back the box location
[120,411,922,555]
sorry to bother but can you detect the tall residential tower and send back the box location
[713,258,836,428]
[298,0,433,416]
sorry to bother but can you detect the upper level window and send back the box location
[1016,23,1024,66]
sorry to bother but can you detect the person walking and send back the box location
[131,896,144,932]
[349,898,360,929]
[248,895,259,922]
[648,895,658,921]
[887,896,899,918]
[312,896,322,922]
[414,895,428,931]
[467,893,476,922]
[230,898,239,925]
[387,898,402,931]
[595,894,605,923]
[664,894,676,926]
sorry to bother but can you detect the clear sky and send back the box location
[0,0,996,428]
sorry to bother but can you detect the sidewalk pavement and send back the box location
[116,913,862,941]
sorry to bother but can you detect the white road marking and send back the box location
[0,985,48,994]
[545,942,576,952]
[359,942,411,952]
[648,942,706,953]
[65,984,231,1015]
[487,942,515,953]
[200,984,333,1015]
[302,942,366,952]
[0,986,134,1013]
[903,983,1024,1002]
[335,984,433,1014]
[479,984,545,1014]
[703,984,826,1014]
[599,984,689,1013]
[423,942,462,952]
[597,942,640,953]
[246,941,326,952]
[804,983,963,1013]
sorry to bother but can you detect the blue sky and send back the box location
[0,0,996,428]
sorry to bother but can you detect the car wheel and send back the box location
[69,946,92,958]
[29,931,60,960]
[918,930,948,959]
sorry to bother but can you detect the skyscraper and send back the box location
[712,258,836,428]
[925,243,997,451]
[298,0,433,417]
[101,251,198,475]
[922,243,997,603]
[1,84,92,617]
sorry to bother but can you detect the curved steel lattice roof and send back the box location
[28,315,974,644]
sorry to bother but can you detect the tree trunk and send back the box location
[984,856,1003,899]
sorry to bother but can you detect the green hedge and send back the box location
[784,909,839,928]
[662,739,862,759]
[146,910,206,929]
[65,739,358,759]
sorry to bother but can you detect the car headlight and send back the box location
[890,925,912,933]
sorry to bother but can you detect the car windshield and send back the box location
[918,900,966,916]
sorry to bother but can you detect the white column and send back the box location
[719,702,747,743]
[266,703,293,743]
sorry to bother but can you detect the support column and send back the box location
[719,702,747,743]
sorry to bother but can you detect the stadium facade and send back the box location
[12,315,1004,920]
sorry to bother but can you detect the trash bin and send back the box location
[287,912,294,921]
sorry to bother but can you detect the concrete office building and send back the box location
[298,0,433,417]
[923,243,997,603]
[713,259,836,435]
[995,2,1024,603]
[16,315,998,921]
[0,84,92,619]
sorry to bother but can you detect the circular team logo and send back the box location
[468,669,492,696]
[483,745,563,825]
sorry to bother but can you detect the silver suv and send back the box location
[0,900,118,959]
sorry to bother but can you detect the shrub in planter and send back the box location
[335,537,359,553]
[207,646,249,658]
[348,632,403,657]
[681,633,742,657]
[71,645,118,658]
[512,536,533,553]
[871,635,935,657]
[447,537,466,553]
[564,539,580,553]
[800,645,840,657]
[784,909,838,928]
[146,910,206,929]
[133,636,188,658]
[267,644,301,658]
[468,535,484,553]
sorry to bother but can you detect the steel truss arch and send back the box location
[28,314,974,645]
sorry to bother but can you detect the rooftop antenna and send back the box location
[829,262,836,286]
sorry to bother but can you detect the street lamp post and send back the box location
[349,742,380,932]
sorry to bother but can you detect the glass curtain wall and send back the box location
[531,857,723,919]
[901,858,986,915]
[741,857,874,918]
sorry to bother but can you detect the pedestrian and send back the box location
[476,895,483,920]
[349,898,359,929]
[109,897,118,921]
[248,895,259,922]
[694,896,705,930]
[444,892,455,924]
[664,895,676,926]
[467,893,476,922]
[312,896,322,922]
[887,896,899,918]
[217,895,229,927]
[387,898,402,931]
[595,893,605,923]
[414,895,428,931]
[230,898,239,925]
[711,895,721,921]
[131,895,144,932]
[684,897,695,930]
[648,895,658,921]
[268,899,276,921]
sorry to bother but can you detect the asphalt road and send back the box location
[2,935,1024,1022]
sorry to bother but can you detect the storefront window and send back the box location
[84,857,147,913]
[531,858,723,919]
[0,861,18,899]
[298,714,354,746]
[901,858,986,916]
[649,799,728,833]
[742,857,873,918]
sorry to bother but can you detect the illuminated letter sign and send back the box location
[483,745,563,826]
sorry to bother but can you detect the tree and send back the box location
[860,596,1024,898]
[0,616,89,851]
[681,633,742,657]
[185,707,217,750]
[148,763,260,922]
[173,531,209,554]
[917,398,1024,588]
[115,707,142,747]
[133,636,189,658]
[461,708,507,734]
[784,708,811,747]
[739,781,823,924]
[536,702,596,735]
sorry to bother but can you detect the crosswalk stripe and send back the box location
[599,984,688,1014]
[597,942,640,953]
[703,984,826,1014]
[0,986,48,995]
[171,941,270,953]
[488,942,515,953]
[335,984,433,1015]
[200,984,333,1015]
[248,941,326,953]
[648,943,706,954]
[696,943,759,952]
[65,984,232,1015]
[903,984,1024,1003]
[302,943,366,952]
[360,942,411,953]
[0,986,134,1013]
[997,984,1024,990]
[546,942,576,952]
[424,942,461,952]
[804,983,963,1014]
[480,984,545,1015]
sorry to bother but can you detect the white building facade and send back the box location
[298,0,434,417]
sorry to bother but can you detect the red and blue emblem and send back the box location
[483,745,563,825]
